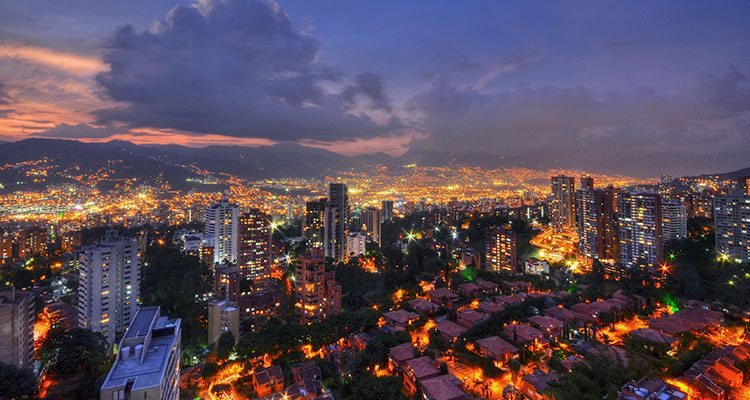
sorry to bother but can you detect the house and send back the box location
[683,345,747,400]
[618,377,688,400]
[458,282,483,298]
[456,309,488,329]
[544,306,584,329]
[503,281,531,294]
[252,365,284,398]
[629,328,679,349]
[408,298,440,316]
[477,279,500,293]
[478,301,505,315]
[382,309,420,331]
[495,293,527,307]
[420,374,469,400]
[519,370,559,400]
[388,343,416,373]
[648,308,723,336]
[428,288,460,308]
[436,320,467,342]
[474,336,519,367]
[403,356,442,395]
[290,361,328,399]
[527,315,564,340]
[503,323,550,353]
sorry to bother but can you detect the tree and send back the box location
[215,331,236,361]
[350,375,406,400]
[0,362,37,399]
[508,359,522,384]
[549,353,634,400]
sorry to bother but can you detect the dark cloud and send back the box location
[407,66,750,176]
[94,0,400,141]
[0,82,11,104]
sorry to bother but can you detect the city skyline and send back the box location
[0,0,749,176]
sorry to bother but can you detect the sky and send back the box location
[0,0,749,176]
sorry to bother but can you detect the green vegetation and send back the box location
[0,362,37,399]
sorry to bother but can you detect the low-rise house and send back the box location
[420,374,469,400]
[495,293,527,307]
[648,308,723,336]
[252,365,284,398]
[458,282,483,298]
[477,279,500,293]
[475,336,519,367]
[428,288,460,308]
[457,309,488,329]
[544,306,584,329]
[289,361,329,400]
[503,323,550,354]
[683,345,748,400]
[617,377,687,400]
[629,328,679,349]
[388,343,416,373]
[408,298,440,316]
[503,281,531,294]
[478,301,505,315]
[436,320,467,342]
[382,309,420,331]
[527,315,564,340]
[403,356,442,395]
[519,370,559,400]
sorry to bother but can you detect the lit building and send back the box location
[208,299,240,345]
[18,226,47,258]
[618,192,663,270]
[237,208,270,282]
[294,249,342,324]
[77,230,141,345]
[661,199,687,243]
[382,200,394,222]
[303,198,327,248]
[1,231,11,260]
[61,229,81,254]
[485,226,517,272]
[714,191,750,263]
[324,183,350,263]
[0,289,35,369]
[362,206,382,246]
[347,232,367,258]
[550,175,576,231]
[577,181,618,261]
[100,307,181,400]
[204,198,239,265]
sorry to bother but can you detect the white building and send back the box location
[661,200,687,243]
[347,232,367,258]
[100,306,181,400]
[714,193,750,263]
[78,230,140,345]
[204,198,239,264]
[524,258,550,275]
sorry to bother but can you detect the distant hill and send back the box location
[716,166,750,180]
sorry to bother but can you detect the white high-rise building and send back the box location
[714,192,750,263]
[78,230,140,345]
[204,198,239,265]
[100,307,181,400]
[550,175,576,231]
[347,232,367,258]
[618,193,663,270]
[661,199,687,243]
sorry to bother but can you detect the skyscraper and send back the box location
[550,175,576,231]
[237,208,270,282]
[714,192,750,263]
[381,200,394,222]
[294,249,342,324]
[303,198,327,248]
[577,181,618,261]
[0,289,34,369]
[324,183,349,263]
[100,307,181,400]
[362,206,382,246]
[618,193,663,269]
[661,199,687,243]
[204,198,239,265]
[485,226,517,272]
[78,230,141,344]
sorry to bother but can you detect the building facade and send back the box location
[303,198,327,248]
[208,299,240,345]
[362,207,382,246]
[0,289,35,369]
[618,193,663,270]
[714,192,750,263]
[237,208,270,282]
[204,198,239,265]
[577,183,618,261]
[294,249,342,324]
[661,199,687,243]
[78,230,141,345]
[485,226,517,272]
[550,175,576,231]
[324,183,350,263]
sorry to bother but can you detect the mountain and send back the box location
[716,166,750,180]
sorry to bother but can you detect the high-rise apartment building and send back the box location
[0,289,35,369]
[661,200,687,243]
[208,299,240,345]
[550,175,576,231]
[576,182,618,261]
[714,192,750,263]
[78,230,141,345]
[362,207,382,246]
[237,208,270,282]
[618,193,663,269]
[294,249,342,324]
[347,232,367,258]
[303,198,327,248]
[324,183,349,263]
[100,307,181,400]
[204,198,239,265]
[381,200,394,222]
[485,226,517,272]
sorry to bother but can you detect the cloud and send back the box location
[473,48,541,91]
[0,43,105,76]
[0,82,10,104]
[34,123,120,139]
[407,66,750,176]
[94,0,401,142]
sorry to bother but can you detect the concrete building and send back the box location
[577,183,618,261]
[347,232,367,258]
[324,183,350,263]
[618,192,663,270]
[204,198,239,264]
[0,289,35,369]
[714,192,750,263]
[485,226,517,272]
[661,199,688,243]
[382,200,394,222]
[550,175,576,230]
[237,208,270,281]
[208,299,240,345]
[362,207,382,246]
[100,306,181,400]
[78,230,140,345]
[303,198,327,248]
[294,249,342,324]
